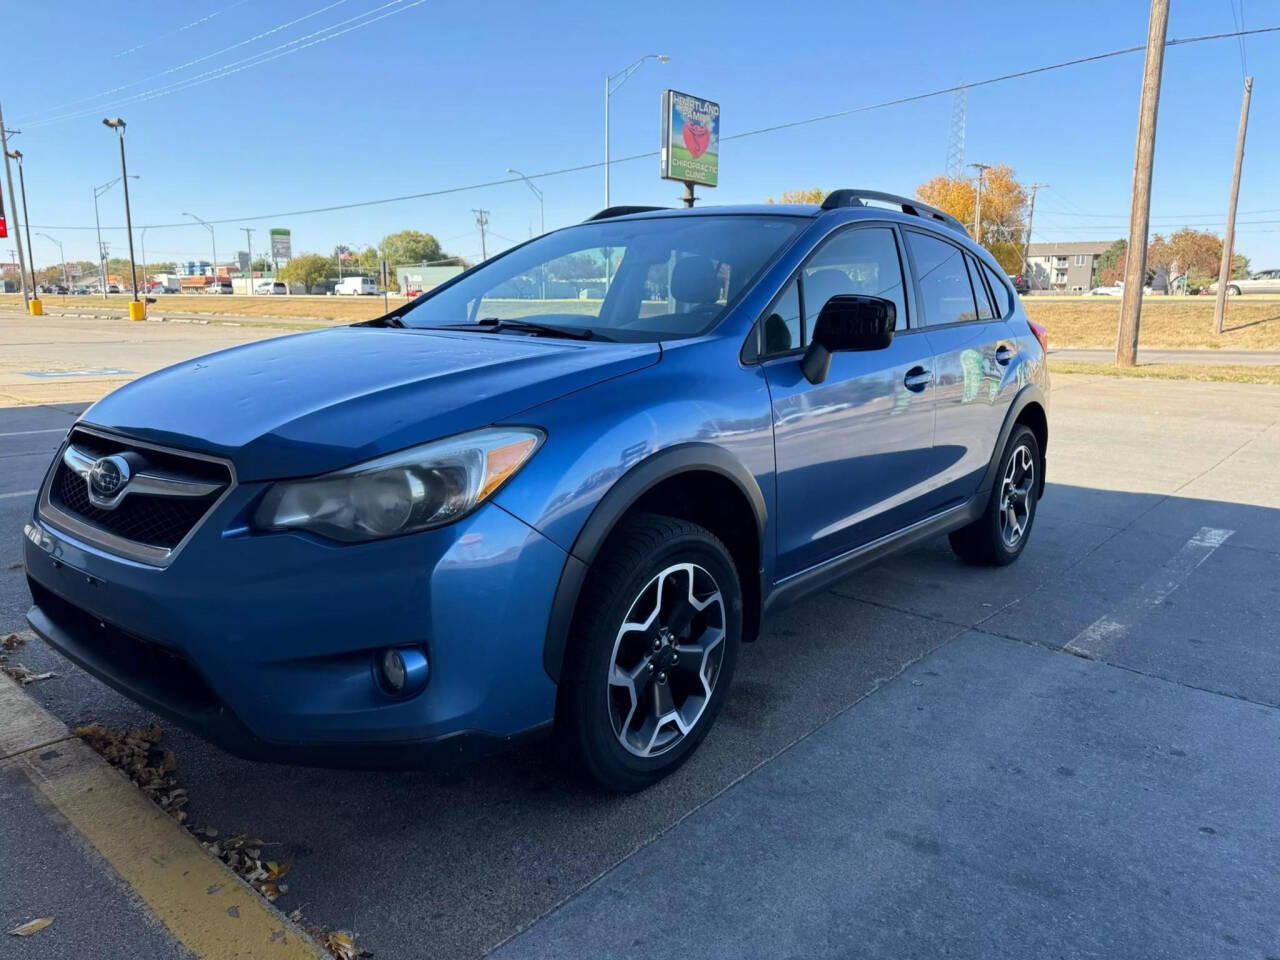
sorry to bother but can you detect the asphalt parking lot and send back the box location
[2,364,1278,958]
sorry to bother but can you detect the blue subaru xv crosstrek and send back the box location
[23,190,1048,791]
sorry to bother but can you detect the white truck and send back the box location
[336,276,378,296]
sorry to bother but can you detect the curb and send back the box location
[0,669,327,959]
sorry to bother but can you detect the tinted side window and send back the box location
[802,226,908,332]
[981,263,1012,316]
[760,278,802,355]
[965,254,995,320]
[906,231,978,326]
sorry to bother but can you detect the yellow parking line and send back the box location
[1,675,325,959]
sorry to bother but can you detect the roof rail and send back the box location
[586,205,670,222]
[820,189,968,236]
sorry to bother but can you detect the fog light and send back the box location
[378,646,428,696]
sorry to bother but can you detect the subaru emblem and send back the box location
[88,455,131,499]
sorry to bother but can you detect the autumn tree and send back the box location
[767,188,825,204]
[1147,229,1225,289]
[1095,239,1127,285]
[916,165,1028,272]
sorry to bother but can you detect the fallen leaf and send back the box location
[2,633,24,651]
[9,917,53,937]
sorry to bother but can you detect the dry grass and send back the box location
[1025,298,1280,351]
[1049,359,1280,386]
[5,293,1280,351]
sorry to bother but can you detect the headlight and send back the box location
[253,427,543,542]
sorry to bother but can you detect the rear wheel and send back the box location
[949,425,1040,566]
[559,514,741,792]
[1228,284,1242,296]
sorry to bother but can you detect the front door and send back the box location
[763,224,937,580]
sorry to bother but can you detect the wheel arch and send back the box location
[982,384,1048,498]
[542,443,767,683]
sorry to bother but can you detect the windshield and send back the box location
[396,214,804,342]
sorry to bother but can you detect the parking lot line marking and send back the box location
[0,677,326,960]
[0,489,38,500]
[0,427,68,437]
[1063,526,1234,660]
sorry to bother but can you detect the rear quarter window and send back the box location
[981,262,1012,317]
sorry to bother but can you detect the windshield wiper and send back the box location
[463,317,610,341]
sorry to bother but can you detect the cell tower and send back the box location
[946,86,967,180]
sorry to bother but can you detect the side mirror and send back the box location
[801,294,896,384]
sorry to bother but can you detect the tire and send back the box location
[1228,285,1242,297]
[558,513,742,792]
[949,425,1040,566]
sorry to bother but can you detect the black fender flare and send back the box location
[542,442,768,682]
[980,383,1048,497]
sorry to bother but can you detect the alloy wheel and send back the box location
[607,562,726,758]
[999,444,1035,548]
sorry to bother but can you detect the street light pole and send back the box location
[103,118,139,303]
[140,226,149,292]
[604,54,670,207]
[6,150,37,297]
[183,213,217,291]
[507,167,546,297]
[242,227,254,295]
[0,101,29,308]
[35,232,67,293]
[93,175,137,299]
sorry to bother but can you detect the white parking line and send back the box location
[1064,526,1234,659]
[0,427,67,438]
[0,489,38,500]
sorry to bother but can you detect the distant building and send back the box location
[1025,242,1113,293]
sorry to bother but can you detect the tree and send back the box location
[1095,239,1127,285]
[250,257,273,273]
[1148,228,1224,290]
[767,188,825,204]
[916,165,1028,272]
[380,230,443,267]
[278,253,332,293]
[1231,253,1250,279]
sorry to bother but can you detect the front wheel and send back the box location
[1228,285,1242,296]
[558,514,742,792]
[949,425,1040,566]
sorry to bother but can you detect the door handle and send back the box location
[995,343,1017,365]
[904,366,932,392]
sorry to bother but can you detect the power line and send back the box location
[29,23,1280,232]
[22,1,424,129]
[20,0,354,123]
[113,0,254,59]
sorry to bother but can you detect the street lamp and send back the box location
[604,54,669,206]
[182,212,217,290]
[507,167,546,299]
[35,232,67,294]
[102,117,140,306]
[4,149,37,298]
[93,174,138,299]
[140,226,149,293]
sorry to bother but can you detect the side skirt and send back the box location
[762,497,983,616]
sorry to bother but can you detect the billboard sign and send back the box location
[661,90,719,187]
[269,228,292,261]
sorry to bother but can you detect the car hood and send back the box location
[80,326,660,481]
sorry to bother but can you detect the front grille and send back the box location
[45,428,232,552]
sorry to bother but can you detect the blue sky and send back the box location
[2,0,1277,270]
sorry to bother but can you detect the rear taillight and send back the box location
[1027,319,1048,354]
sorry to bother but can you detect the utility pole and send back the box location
[242,227,254,295]
[1214,76,1253,335]
[473,209,489,261]
[969,162,991,244]
[0,102,29,308]
[1022,183,1048,281]
[1116,0,1169,367]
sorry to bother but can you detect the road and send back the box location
[2,345,1278,957]
[1050,346,1280,366]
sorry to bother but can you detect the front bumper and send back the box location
[23,492,567,767]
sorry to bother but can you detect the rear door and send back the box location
[902,228,1019,511]
[762,223,937,579]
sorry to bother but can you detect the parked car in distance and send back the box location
[22,190,1049,792]
[336,276,378,295]
[106,283,121,294]
[1206,268,1280,296]
[1090,282,1123,296]
[1007,273,1029,294]
[206,279,234,295]
[72,286,90,295]
[255,281,289,296]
